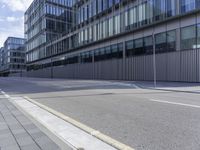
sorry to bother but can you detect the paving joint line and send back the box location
[3,93,76,150]
[3,99,43,150]
[0,100,22,150]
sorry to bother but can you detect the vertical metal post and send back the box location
[50,39,53,79]
[51,58,53,79]
[153,34,157,88]
[20,67,22,77]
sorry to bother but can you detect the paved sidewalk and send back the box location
[118,81,200,94]
[139,82,200,94]
[0,94,60,150]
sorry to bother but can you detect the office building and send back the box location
[25,0,200,82]
[0,37,26,76]
[25,0,74,63]
[0,47,4,73]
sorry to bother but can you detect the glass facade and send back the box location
[74,0,198,49]
[180,0,196,13]
[25,0,73,62]
[0,37,26,73]
[26,0,200,65]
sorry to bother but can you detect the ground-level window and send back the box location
[181,25,196,50]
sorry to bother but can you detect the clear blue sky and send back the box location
[0,0,33,47]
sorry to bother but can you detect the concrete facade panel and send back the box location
[180,15,196,27]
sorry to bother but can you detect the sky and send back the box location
[0,0,33,47]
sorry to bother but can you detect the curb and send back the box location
[23,96,134,150]
[139,86,200,94]
[6,96,76,150]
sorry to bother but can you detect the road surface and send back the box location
[0,77,200,150]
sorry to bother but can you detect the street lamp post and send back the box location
[153,34,157,88]
[51,57,53,79]
[20,65,22,77]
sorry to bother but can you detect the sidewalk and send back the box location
[135,81,200,94]
[111,80,200,93]
[0,94,60,150]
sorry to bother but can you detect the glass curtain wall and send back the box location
[129,7,137,29]
[180,0,196,13]
[138,1,153,26]
[166,0,176,17]
[154,0,166,21]
[114,14,121,34]
[109,17,114,36]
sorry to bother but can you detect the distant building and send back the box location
[24,0,74,63]
[25,0,200,82]
[0,37,26,76]
[0,47,4,72]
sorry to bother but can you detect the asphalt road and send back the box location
[0,77,200,150]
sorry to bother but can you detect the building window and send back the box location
[118,43,123,58]
[167,30,176,51]
[129,7,137,29]
[108,0,113,8]
[134,38,144,55]
[92,0,97,16]
[81,51,93,63]
[89,26,93,42]
[103,0,108,10]
[111,43,123,59]
[140,1,154,25]
[180,0,196,13]
[197,24,200,48]
[197,0,200,9]
[144,36,153,54]
[114,14,120,34]
[65,55,79,65]
[108,17,114,36]
[102,20,108,38]
[146,0,154,24]
[138,3,145,26]
[181,25,196,50]
[105,46,112,59]
[98,0,103,14]
[93,24,97,41]
[166,0,176,17]
[124,10,129,28]
[155,32,167,53]
[97,22,102,40]
[111,44,119,58]
[154,0,166,21]
[125,40,134,57]
[99,48,106,61]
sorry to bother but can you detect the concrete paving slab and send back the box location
[1,144,20,150]
[20,144,41,150]
[0,93,61,150]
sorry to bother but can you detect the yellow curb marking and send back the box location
[23,96,134,150]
